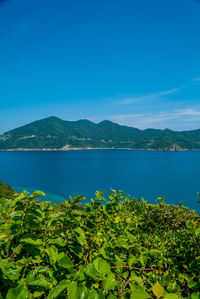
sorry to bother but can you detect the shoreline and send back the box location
[0,147,196,152]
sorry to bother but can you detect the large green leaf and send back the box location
[130,285,150,299]
[6,283,28,299]
[67,281,79,299]
[78,286,90,299]
[3,267,22,280]
[93,258,111,276]
[30,191,46,198]
[47,280,69,298]
[74,227,88,246]
[46,246,58,264]
[57,252,74,270]
[103,273,117,290]
[20,237,43,246]
[191,293,200,299]
[85,263,98,280]
[10,211,24,219]
[48,238,65,247]
[26,272,51,289]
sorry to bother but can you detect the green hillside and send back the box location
[1,116,200,150]
[0,181,16,199]
[0,188,199,298]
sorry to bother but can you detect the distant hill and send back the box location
[1,116,200,150]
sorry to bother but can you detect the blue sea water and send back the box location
[0,150,199,211]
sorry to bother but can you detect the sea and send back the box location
[0,150,199,211]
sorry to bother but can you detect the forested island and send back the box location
[0,181,199,298]
[1,116,200,151]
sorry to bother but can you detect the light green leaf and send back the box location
[27,274,50,289]
[191,293,200,299]
[32,291,45,298]
[6,283,28,299]
[67,281,78,299]
[30,191,46,198]
[20,237,43,246]
[93,258,111,276]
[195,227,200,236]
[152,281,164,298]
[85,263,98,280]
[78,286,90,299]
[10,211,24,219]
[74,227,88,246]
[130,285,150,299]
[49,238,65,247]
[3,267,22,280]
[47,280,69,299]
[164,295,179,299]
[0,233,9,242]
[46,246,58,264]
[57,252,73,270]
[103,273,117,290]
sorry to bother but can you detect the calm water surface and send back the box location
[0,150,199,210]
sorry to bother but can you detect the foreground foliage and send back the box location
[0,182,15,199]
[0,189,199,298]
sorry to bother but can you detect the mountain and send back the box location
[1,116,200,150]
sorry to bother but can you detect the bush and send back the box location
[0,189,199,298]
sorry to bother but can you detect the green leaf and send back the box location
[70,246,82,258]
[78,286,90,299]
[47,280,69,299]
[93,258,111,276]
[30,191,46,198]
[85,263,98,280]
[191,293,200,299]
[89,290,105,299]
[6,283,28,299]
[10,211,24,219]
[130,285,150,299]
[130,273,143,286]
[3,267,22,280]
[49,238,65,247]
[20,237,43,246]
[46,246,58,264]
[32,291,45,298]
[27,274,50,289]
[164,295,179,299]
[152,281,164,298]
[67,281,79,299]
[195,227,200,236]
[103,272,117,290]
[57,252,74,270]
[0,233,9,242]
[74,227,88,246]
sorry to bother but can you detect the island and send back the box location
[1,116,200,151]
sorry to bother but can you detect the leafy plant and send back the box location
[0,189,199,298]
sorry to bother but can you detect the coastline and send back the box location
[0,147,192,152]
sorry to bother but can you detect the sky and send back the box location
[0,0,200,133]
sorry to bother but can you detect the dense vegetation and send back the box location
[1,116,200,150]
[0,181,16,199]
[0,187,199,298]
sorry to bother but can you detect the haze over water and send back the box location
[0,150,199,211]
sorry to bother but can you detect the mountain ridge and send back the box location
[1,116,200,150]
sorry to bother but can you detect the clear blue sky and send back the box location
[0,0,200,133]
